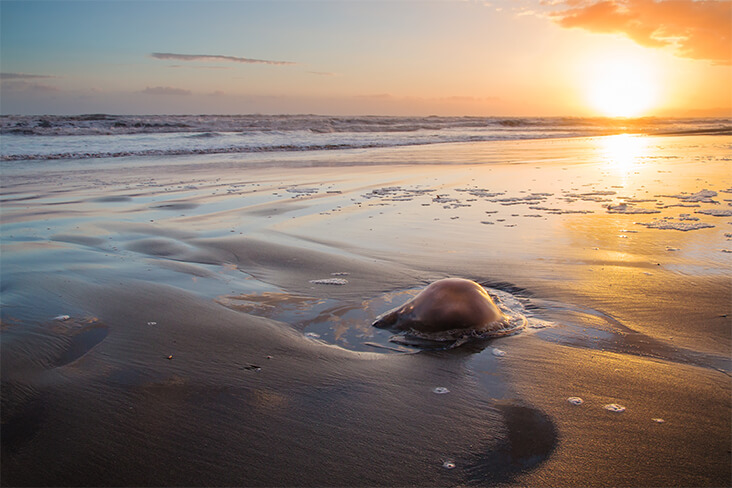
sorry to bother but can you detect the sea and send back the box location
[1,114,730,162]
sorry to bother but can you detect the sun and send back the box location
[586,57,659,118]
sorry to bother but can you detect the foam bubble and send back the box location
[567,397,584,406]
[309,278,348,285]
[54,315,70,321]
[696,208,732,217]
[637,221,714,231]
[491,348,506,357]
[442,460,456,469]
[432,387,450,394]
[528,319,552,329]
[673,189,718,203]
[604,403,626,413]
[605,203,660,214]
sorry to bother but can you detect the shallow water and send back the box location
[1,134,730,486]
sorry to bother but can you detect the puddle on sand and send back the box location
[218,279,731,371]
[219,283,550,354]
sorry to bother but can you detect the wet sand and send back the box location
[1,134,730,486]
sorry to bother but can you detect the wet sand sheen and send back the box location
[1,135,730,486]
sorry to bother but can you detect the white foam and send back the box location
[637,221,715,231]
[605,203,660,214]
[309,278,348,285]
[696,208,732,217]
[286,187,319,195]
[456,188,504,198]
[661,189,718,203]
[529,206,594,214]
[604,403,626,413]
[527,318,552,329]
[432,387,450,394]
[567,397,584,406]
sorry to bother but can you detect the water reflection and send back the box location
[598,134,649,174]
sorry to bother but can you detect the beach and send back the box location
[1,132,730,486]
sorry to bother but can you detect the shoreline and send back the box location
[2,134,730,486]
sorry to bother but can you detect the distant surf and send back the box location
[1,114,729,161]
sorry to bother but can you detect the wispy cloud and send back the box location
[167,64,233,70]
[549,0,732,65]
[307,71,338,76]
[141,86,191,96]
[0,80,59,93]
[0,72,56,80]
[151,52,296,66]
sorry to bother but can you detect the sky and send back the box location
[1,0,730,117]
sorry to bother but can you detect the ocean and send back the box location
[1,114,729,161]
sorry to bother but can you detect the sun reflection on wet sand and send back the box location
[598,134,650,176]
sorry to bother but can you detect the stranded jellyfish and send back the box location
[372,278,525,345]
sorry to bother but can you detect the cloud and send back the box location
[550,0,732,64]
[307,71,338,76]
[0,80,59,93]
[151,52,296,66]
[141,86,191,96]
[354,93,394,100]
[167,64,232,70]
[0,72,56,80]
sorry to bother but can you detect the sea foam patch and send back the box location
[636,220,715,231]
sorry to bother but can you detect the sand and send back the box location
[1,134,730,486]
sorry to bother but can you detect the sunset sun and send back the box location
[586,58,659,118]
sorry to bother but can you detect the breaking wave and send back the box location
[1,114,729,161]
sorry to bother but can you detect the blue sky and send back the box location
[1,0,730,116]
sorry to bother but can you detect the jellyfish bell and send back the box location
[372,278,523,343]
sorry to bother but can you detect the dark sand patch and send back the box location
[92,195,133,203]
[1,276,538,486]
[51,234,107,248]
[495,335,731,487]
[151,202,199,211]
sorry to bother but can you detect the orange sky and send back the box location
[1,0,730,116]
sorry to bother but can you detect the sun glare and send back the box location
[586,58,658,118]
[599,133,649,173]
